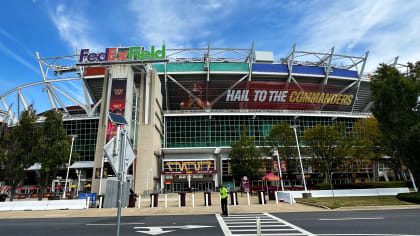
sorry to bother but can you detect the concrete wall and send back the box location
[92,65,135,195]
[134,68,163,195]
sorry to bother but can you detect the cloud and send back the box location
[48,4,103,51]
[295,0,420,72]
[128,0,236,49]
[0,41,39,74]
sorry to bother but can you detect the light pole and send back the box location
[273,150,284,191]
[63,135,77,199]
[76,169,81,196]
[291,125,307,192]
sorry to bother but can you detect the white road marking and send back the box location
[134,225,214,235]
[318,217,385,221]
[86,223,144,226]
[215,212,316,236]
[318,234,420,236]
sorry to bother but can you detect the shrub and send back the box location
[315,181,407,190]
[397,192,420,204]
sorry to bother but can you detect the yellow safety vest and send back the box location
[220,187,227,199]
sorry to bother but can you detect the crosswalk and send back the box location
[215,213,315,236]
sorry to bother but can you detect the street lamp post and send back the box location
[63,135,77,199]
[273,150,284,191]
[291,126,307,192]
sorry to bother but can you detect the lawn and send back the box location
[296,196,414,209]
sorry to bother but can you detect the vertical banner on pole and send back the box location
[106,79,127,142]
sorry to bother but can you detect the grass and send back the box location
[296,196,415,209]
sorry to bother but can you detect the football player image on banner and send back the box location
[180,83,210,110]
[106,78,127,142]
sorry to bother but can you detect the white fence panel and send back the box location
[289,187,409,198]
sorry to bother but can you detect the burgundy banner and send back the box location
[106,79,127,142]
[166,80,356,112]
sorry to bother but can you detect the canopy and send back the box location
[84,184,91,188]
[17,187,26,191]
[262,173,281,181]
[164,180,173,185]
[55,185,63,189]
[29,186,38,190]
[70,185,77,189]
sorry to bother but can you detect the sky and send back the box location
[1,0,420,115]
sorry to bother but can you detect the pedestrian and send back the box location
[219,186,228,216]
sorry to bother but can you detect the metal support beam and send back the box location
[392,56,399,67]
[79,67,92,115]
[91,98,102,116]
[210,74,249,107]
[36,51,57,110]
[17,89,28,110]
[49,85,69,115]
[287,44,296,83]
[352,51,369,112]
[322,47,335,85]
[207,41,210,82]
[49,84,89,114]
[167,74,201,102]
[248,41,254,81]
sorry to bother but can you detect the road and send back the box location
[0,209,419,236]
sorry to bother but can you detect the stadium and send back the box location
[0,42,381,196]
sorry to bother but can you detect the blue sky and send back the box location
[1,0,420,115]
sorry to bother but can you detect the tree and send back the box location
[229,126,263,181]
[303,124,348,184]
[264,122,297,186]
[0,107,38,201]
[370,63,420,189]
[349,117,385,181]
[33,110,72,200]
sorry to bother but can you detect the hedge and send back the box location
[314,181,407,190]
[397,192,420,204]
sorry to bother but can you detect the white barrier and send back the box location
[0,199,87,211]
[276,191,295,204]
[288,187,410,198]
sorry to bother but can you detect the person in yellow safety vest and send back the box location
[220,186,228,216]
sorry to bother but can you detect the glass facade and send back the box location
[165,115,358,148]
[63,118,99,161]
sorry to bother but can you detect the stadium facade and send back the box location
[0,43,380,195]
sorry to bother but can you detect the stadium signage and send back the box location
[225,89,354,105]
[79,45,166,63]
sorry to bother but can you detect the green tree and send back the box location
[264,122,297,186]
[370,63,420,189]
[0,107,38,201]
[34,110,72,200]
[349,117,385,181]
[229,126,263,181]
[303,124,348,184]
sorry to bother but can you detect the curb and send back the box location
[296,201,330,210]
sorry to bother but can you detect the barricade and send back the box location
[0,199,87,211]
[276,191,295,204]
[78,193,96,207]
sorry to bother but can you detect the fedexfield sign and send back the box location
[79,46,166,63]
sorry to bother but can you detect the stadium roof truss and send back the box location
[1,42,402,125]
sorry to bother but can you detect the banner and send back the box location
[165,80,356,112]
[106,78,127,142]
[162,160,216,174]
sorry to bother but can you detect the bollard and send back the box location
[86,197,90,209]
[247,192,250,206]
[260,192,265,205]
[233,192,237,206]
[205,193,209,207]
[275,191,278,205]
[192,194,195,207]
[99,196,103,209]
[256,217,261,236]
[138,195,141,208]
[178,194,181,207]
[151,195,154,208]
[165,194,168,208]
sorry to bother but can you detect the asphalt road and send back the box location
[0,209,419,236]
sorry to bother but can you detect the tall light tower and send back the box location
[63,134,77,199]
[290,125,307,192]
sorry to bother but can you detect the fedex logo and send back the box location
[79,45,166,63]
